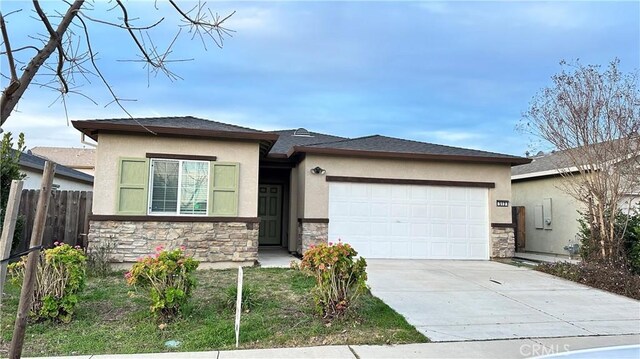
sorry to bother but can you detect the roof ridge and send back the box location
[271,129,346,138]
[304,135,376,147]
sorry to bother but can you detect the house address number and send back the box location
[496,200,509,207]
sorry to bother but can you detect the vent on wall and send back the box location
[293,128,313,137]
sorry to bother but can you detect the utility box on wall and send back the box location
[543,198,552,230]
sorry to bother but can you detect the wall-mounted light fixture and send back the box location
[310,166,326,175]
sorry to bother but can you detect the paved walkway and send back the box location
[26,335,640,359]
[366,259,640,341]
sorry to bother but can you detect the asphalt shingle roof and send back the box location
[79,116,268,134]
[30,147,95,168]
[268,129,346,156]
[300,135,527,161]
[510,151,573,176]
[17,150,94,183]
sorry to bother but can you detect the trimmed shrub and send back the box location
[9,242,87,323]
[299,241,368,319]
[125,246,199,318]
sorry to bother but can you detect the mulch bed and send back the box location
[536,261,640,300]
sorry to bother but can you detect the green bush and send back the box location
[125,246,199,318]
[577,206,640,273]
[9,242,87,323]
[225,284,260,311]
[299,241,368,319]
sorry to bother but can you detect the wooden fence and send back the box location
[15,190,93,253]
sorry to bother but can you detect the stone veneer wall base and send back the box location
[491,227,515,258]
[88,220,259,265]
[297,222,329,254]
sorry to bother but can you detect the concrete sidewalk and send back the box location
[27,334,640,359]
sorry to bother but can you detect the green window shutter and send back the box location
[209,162,239,216]
[116,157,149,214]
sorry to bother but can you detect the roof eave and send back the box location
[71,120,279,142]
[289,146,531,166]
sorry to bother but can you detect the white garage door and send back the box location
[328,182,489,260]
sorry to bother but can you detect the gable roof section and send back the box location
[72,116,279,155]
[511,138,640,180]
[268,129,346,157]
[17,150,94,184]
[30,146,95,169]
[511,151,574,180]
[290,135,530,165]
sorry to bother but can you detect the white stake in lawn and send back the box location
[234,266,243,348]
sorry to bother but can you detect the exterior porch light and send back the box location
[310,166,326,175]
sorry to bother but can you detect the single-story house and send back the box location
[31,146,96,176]
[18,149,94,191]
[72,116,530,267]
[511,150,640,256]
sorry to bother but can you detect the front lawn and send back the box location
[0,268,427,357]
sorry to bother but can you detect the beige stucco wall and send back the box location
[297,154,513,224]
[93,133,260,217]
[512,176,583,255]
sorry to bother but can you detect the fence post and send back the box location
[9,161,56,359]
[0,180,24,301]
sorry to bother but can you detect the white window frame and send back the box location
[147,158,210,216]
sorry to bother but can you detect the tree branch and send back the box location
[31,0,69,94]
[1,0,84,125]
[0,12,19,82]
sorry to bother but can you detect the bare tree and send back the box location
[522,59,640,262]
[0,1,234,126]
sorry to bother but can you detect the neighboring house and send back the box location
[30,146,96,176]
[18,150,94,191]
[511,150,640,256]
[72,116,530,267]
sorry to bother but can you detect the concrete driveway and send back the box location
[367,260,640,342]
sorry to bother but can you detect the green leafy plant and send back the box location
[125,246,199,318]
[9,242,87,323]
[225,284,260,311]
[0,132,26,252]
[577,205,640,273]
[299,241,368,319]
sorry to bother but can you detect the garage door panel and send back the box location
[349,202,370,217]
[391,203,409,217]
[448,187,468,201]
[431,223,448,237]
[411,204,428,218]
[431,205,448,220]
[449,224,467,238]
[391,222,410,237]
[329,183,489,260]
[410,223,429,236]
[411,186,429,200]
[449,205,468,220]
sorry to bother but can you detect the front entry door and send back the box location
[258,184,282,245]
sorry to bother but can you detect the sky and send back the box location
[1,1,638,156]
